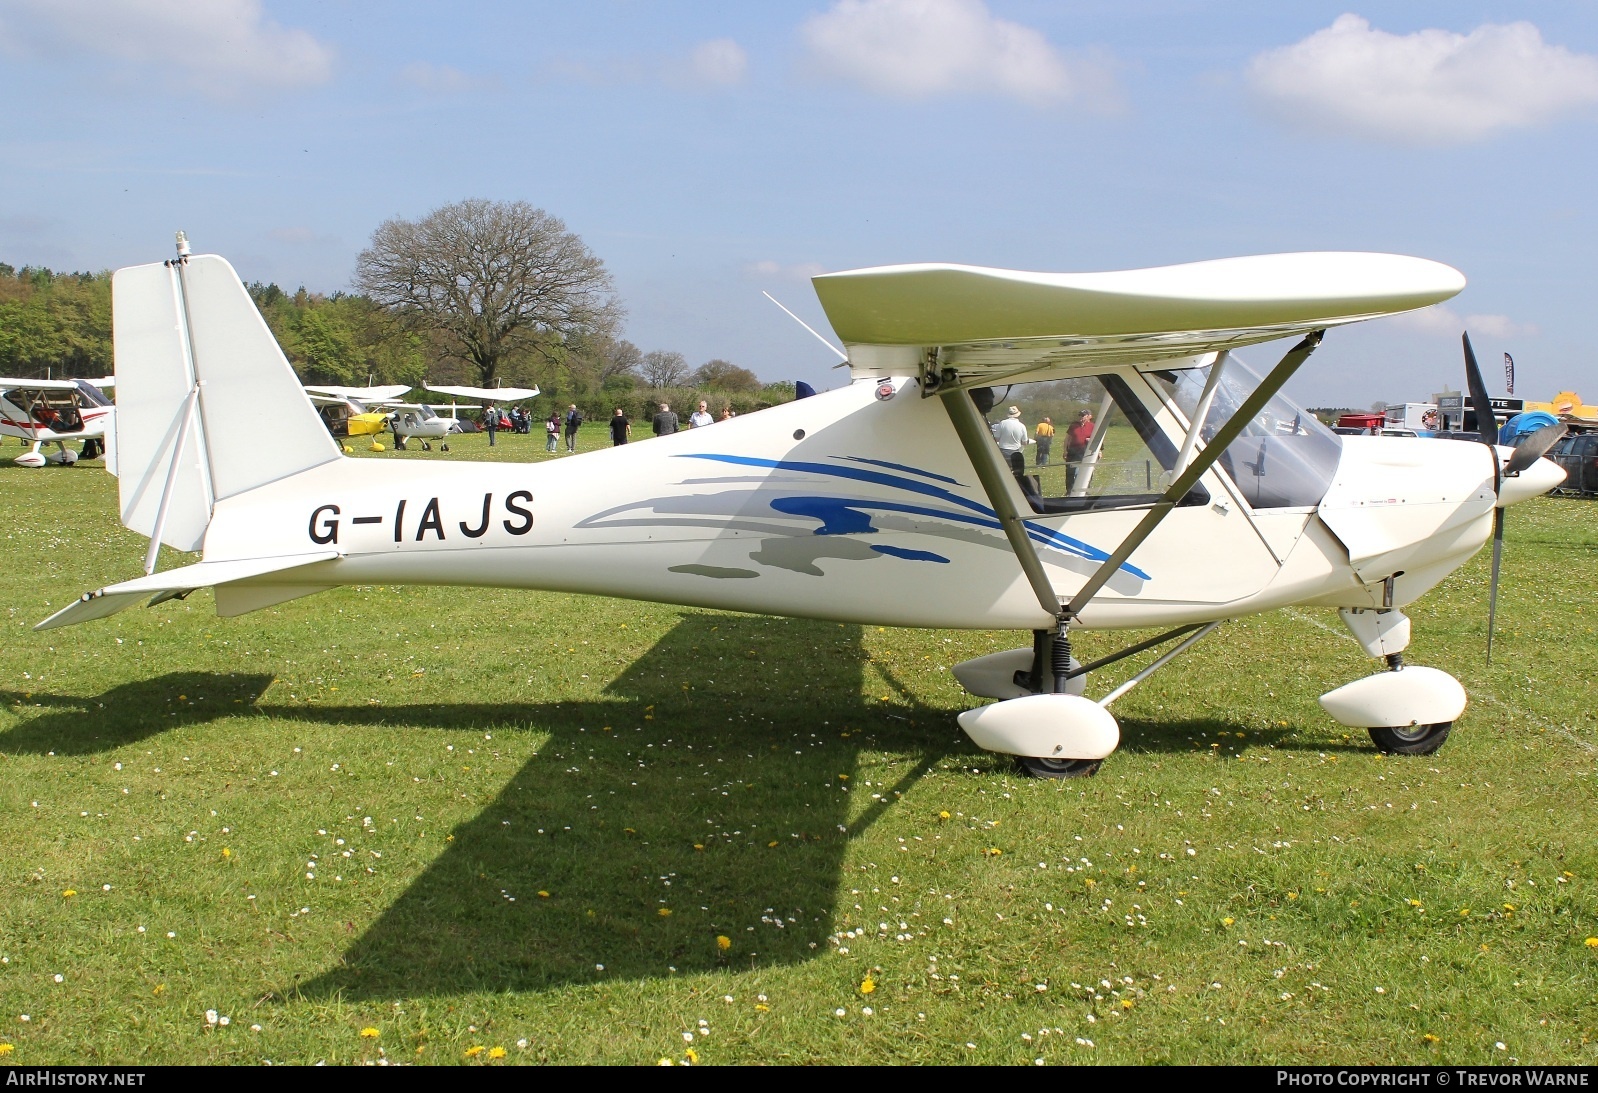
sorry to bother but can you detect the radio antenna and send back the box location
[762,291,848,364]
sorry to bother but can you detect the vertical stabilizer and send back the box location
[112,254,342,555]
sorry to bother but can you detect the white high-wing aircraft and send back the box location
[0,377,115,466]
[388,385,540,450]
[37,245,1566,777]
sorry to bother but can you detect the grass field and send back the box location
[0,424,1594,1065]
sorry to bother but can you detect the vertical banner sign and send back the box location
[1504,352,1515,395]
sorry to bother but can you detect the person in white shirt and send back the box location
[993,405,1030,477]
[689,400,714,428]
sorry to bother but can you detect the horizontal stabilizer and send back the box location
[34,551,340,632]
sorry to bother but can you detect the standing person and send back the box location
[609,407,631,446]
[1066,408,1095,489]
[1034,416,1054,467]
[689,400,713,428]
[483,403,498,447]
[545,410,560,453]
[993,405,1029,478]
[652,402,679,436]
[564,403,583,453]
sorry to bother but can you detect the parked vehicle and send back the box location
[1550,431,1598,495]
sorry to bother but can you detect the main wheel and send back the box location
[1367,721,1452,756]
[1017,755,1103,779]
[421,441,432,451]
[440,443,449,451]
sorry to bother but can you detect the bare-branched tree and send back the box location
[640,349,689,389]
[355,198,617,388]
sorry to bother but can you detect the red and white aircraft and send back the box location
[0,378,114,467]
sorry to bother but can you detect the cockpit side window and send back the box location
[971,373,1207,515]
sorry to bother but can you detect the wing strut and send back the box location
[1062,330,1323,620]
[940,381,1063,619]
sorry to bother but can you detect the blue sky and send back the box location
[1,1,1594,407]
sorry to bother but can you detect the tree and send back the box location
[641,349,689,389]
[355,198,618,388]
[693,358,761,393]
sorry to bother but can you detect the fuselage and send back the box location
[201,368,1518,632]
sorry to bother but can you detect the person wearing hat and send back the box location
[993,404,1030,478]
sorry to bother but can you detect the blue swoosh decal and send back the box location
[677,453,1150,580]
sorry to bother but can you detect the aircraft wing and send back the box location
[424,384,540,401]
[303,384,412,402]
[811,252,1465,381]
[0,377,102,391]
[34,551,341,631]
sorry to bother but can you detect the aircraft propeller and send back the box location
[1461,331,1565,665]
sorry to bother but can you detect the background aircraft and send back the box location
[302,384,410,442]
[391,384,540,450]
[38,247,1566,779]
[0,377,114,466]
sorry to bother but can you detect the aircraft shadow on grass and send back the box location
[289,614,973,999]
[0,671,276,755]
[0,616,1350,998]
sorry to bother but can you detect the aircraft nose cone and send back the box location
[1496,454,1566,508]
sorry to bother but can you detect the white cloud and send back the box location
[0,0,333,94]
[684,38,748,87]
[548,38,748,91]
[1390,304,1538,339]
[744,259,826,281]
[1247,14,1598,144]
[800,0,1111,106]
[398,62,498,95]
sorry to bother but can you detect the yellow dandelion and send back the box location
[537,891,550,898]
[1120,999,1133,1010]
[1422,1034,1440,1044]
[1562,871,1575,879]
[153,984,165,995]
[1222,917,1235,926]
[221,848,231,859]
[657,1058,672,1066]
[62,890,76,898]
[768,841,779,848]
[754,1004,769,1012]
[860,976,876,995]
[1480,944,1490,952]
[1459,908,1470,916]
[1287,892,1298,900]
[838,774,849,781]
[938,811,950,821]
[1584,938,1598,949]
[360,1027,380,1039]
[488,1046,506,1059]
[985,847,1002,857]
[693,843,705,851]
[0,1045,12,1056]
[685,1047,699,1064]
[464,1045,484,1058]
[658,908,672,917]
[1083,878,1096,888]
[1407,899,1422,908]
[716,936,731,951]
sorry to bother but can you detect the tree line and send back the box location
[0,198,797,420]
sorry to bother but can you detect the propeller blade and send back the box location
[1503,422,1568,476]
[1486,508,1504,666]
[1462,332,1499,445]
